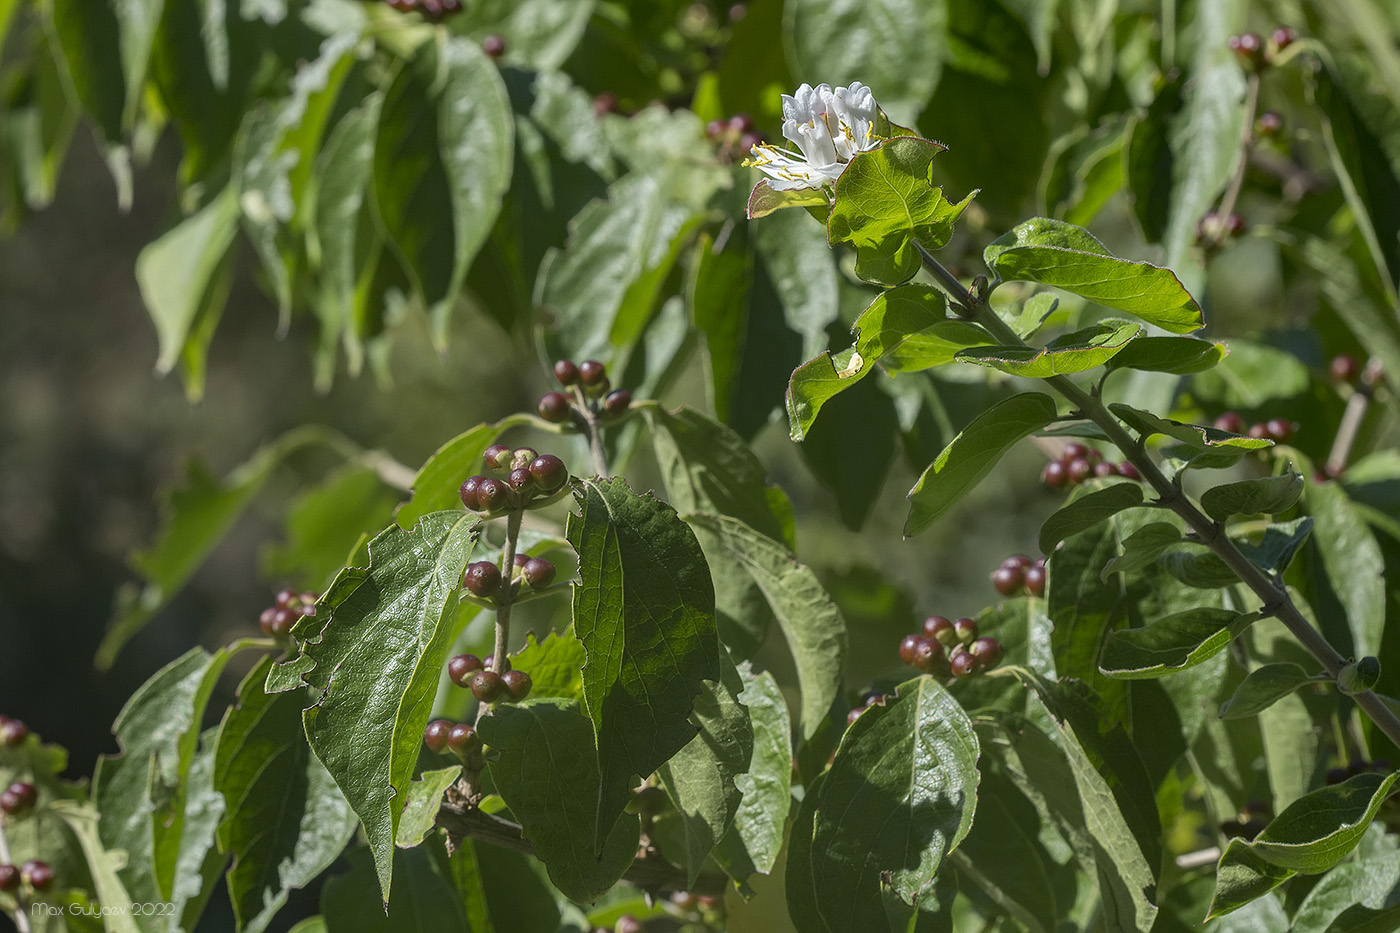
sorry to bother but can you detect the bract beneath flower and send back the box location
[746,82,883,192]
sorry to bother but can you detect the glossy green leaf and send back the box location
[1039,482,1146,555]
[322,846,466,931]
[713,663,792,885]
[273,511,481,900]
[681,512,846,741]
[1100,608,1253,679]
[1201,473,1304,522]
[827,137,975,286]
[659,658,753,886]
[374,35,513,346]
[567,477,719,850]
[395,414,533,529]
[905,393,1059,536]
[394,766,461,850]
[784,0,947,125]
[958,319,1141,378]
[793,677,978,931]
[1110,404,1272,453]
[1306,481,1386,658]
[1105,336,1228,374]
[214,656,357,933]
[1100,521,1183,579]
[1205,842,1296,920]
[785,285,993,441]
[478,699,640,902]
[984,218,1204,333]
[1218,663,1319,720]
[508,629,586,701]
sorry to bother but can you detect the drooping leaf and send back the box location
[681,513,846,741]
[793,676,979,931]
[1237,517,1314,576]
[905,393,1059,536]
[827,137,975,286]
[1218,663,1319,720]
[1038,482,1146,555]
[477,699,641,902]
[1105,336,1228,374]
[214,656,358,933]
[1099,608,1255,679]
[983,218,1204,333]
[958,319,1142,378]
[1201,473,1304,522]
[1100,522,1183,579]
[274,511,481,900]
[395,415,534,529]
[713,663,792,885]
[567,478,719,850]
[1110,404,1272,453]
[508,629,586,701]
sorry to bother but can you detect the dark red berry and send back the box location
[481,654,510,673]
[969,637,1005,669]
[0,864,17,892]
[1265,419,1294,442]
[0,718,28,747]
[507,468,534,496]
[463,561,502,598]
[476,478,509,512]
[1,782,36,816]
[513,553,530,569]
[21,860,53,891]
[502,670,533,701]
[258,607,280,636]
[603,389,632,415]
[484,444,513,472]
[727,113,754,133]
[275,588,296,607]
[953,617,979,645]
[424,719,452,753]
[898,633,922,666]
[911,637,947,674]
[554,359,580,385]
[298,591,319,609]
[991,565,1024,597]
[522,558,556,588]
[846,706,865,725]
[266,607,296,638]
[1062,442,1088,460]
[1093,461,1117,479]
[1229,32,1265,67]
[615,915,643,933]
[923,616,955,646]
[593,92,618,116]
[528,454,568,492]
[1115,462,1140,481]
[578,360,607,386]
[1066,457,1093,484]
[1001,554,1033,571]
[538,392,573,423]
[1248,423,1269,439]
[950,650,978,678]
[447,723,478,754]
[1271,25,1296,51]
[481,34,506,58]
[1213,412,1245,434]
[470,670,506,703]
[459,475,483,509]
[1256,111,1283,137]
[1224,213,1245,236]
[1023,564,1047,598]
[448,654,485,686]
[1330,354,1360,383]
[1042,460,1069,489]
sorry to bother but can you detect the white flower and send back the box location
[746,82,882,191]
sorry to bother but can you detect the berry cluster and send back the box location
[990,554,1046,598]
[423,718,487,770]
[460,447,569,516]
[707,113,764,164]
[464,553,558,601]
[377,0,462,21]
[1228,26,1297,71]
[0,715,28,747]
[538,360,631,427]
[897,616,1005,680]
[1326,758,1393,785]
[0,859,52,893]
[0,781,36,817]
[447,653,533,704]
[1210,412,1295,443]
[258,589,318,638]
[1220,799,1271,841]
[1041,442,1140,490]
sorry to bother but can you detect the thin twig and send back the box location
[1204,73,1262,250]
[1325,358,1378,476]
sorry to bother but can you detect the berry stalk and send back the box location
[917,245,1400,751]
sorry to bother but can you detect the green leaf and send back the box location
[1305,481,1386,658]
[1218,663,1319,720]
[904,393,1059,536]
[508,629,586,701]
[394,767,461,850]
[1201,473,1304,522]
[276,511,481,900]
[1101,522,1183,579]
[747,178,830,219]
[136,185,241,376]
[1038,482,1146,555]
[1110,403,1272,453]
[984,218,1204,334]
[567,478,719,850]
[322,846,466,931]
[1158,546,1238,589]
[785,285,993,441]
[1105,336,1228,374]
[1099,608,1255,679]
[949,770,1059,933]
[1205,842,1296,921]
[214,656,358,933]
[680,513,846,741]
[452,0,594,70]
[713,663,792,885]
[477,699,640,902]
[262,463,401,591]
[792,677,979,931]
[169,729,228,932]
[395,414,533,529]
[374,35,513,346]
[784,0,947,126]
[51,802,142,933]
[958,319,1142,378]
[658,658,753,887]
[827,137,975,286]
[1237,517,1314,575]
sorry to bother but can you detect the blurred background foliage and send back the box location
[2,3,1400,921]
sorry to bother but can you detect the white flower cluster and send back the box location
[747,82,882,191]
